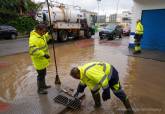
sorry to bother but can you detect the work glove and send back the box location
[74,83,86,98]
[102,88,110,101]
[77,83,86,93]
[43,54,50,59]
[74,92,79,98]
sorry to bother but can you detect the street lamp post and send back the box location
[97,0,101,24]
[97,0,101,15]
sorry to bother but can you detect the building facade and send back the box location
[131,0,165,51]
[97,15,106,23]
[122,11,132,28]
[109,14,122,23]
[109,11,131,28]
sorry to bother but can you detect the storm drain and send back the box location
[54,95,81,110]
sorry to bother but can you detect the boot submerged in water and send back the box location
[43,85,51,89]
[123,99,134,114]
[38,89,48,94]
[92,92,101,108]
[37,80,48,94]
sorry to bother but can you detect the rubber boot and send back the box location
[92,92,101,108]
[133,45,141,54]
[37,80,48,94]
[43,77,51,89]
[137,46,141,53]
[113,89,133,113]
[123,99,133,114]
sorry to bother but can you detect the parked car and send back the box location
[99,24,123,40]
[122,27,130,36]
[0,25,18,40]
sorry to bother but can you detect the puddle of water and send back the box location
[0,37,165,113]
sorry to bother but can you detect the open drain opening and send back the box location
[54,95,81,110]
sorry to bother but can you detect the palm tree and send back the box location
[18,0,25,15]
[0,0,18,13]
[18,0,40,15]
[0,0,39,15]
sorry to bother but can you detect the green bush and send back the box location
[8,16,38,33]
[0,10,17,24]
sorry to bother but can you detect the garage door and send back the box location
[141,9,165,51]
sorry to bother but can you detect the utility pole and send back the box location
[97,0,101,15]
[116,0,120,14]
[115,0,120,23]
[97,0,101,24]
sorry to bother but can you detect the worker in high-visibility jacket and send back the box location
[70,62,133,113]
[29,23,51,94]
[134,19,144,54]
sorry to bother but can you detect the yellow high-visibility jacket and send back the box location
[78,62,113,92]
[136,22,144,35]
[29,30,50,70]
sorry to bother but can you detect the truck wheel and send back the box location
[100,36,103,40]
[108,34,114,40]
[119,34,122,38]
[48,32,57,44]
[75,30,80,40]
[87,31,92,38]
[58,30,68,42]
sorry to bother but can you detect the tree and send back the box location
[0,0,39,16]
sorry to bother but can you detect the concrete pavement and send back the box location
[0,38,29,56]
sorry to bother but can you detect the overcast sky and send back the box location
[33,0,133,15]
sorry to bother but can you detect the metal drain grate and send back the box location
[54,95,81,110]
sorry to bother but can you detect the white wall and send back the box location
[131,0,165,32]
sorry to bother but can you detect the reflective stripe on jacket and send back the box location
[29,30,50,70]
[136,22,144,35]
[78,62,113,92]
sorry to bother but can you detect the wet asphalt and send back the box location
[0,34,165,114]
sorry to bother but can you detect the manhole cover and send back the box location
[54,95,81,110]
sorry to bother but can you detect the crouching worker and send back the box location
[70,62,133,113]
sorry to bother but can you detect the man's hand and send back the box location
[102,88,110,101]
[48,26,53,35]
[77,84,86,93]
[43,54,50,59]
[74,83,86,98]
[74,92,79,98]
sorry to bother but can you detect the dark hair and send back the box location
[70,67,79,77]
[35,23,48,31]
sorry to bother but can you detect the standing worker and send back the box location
[29,23,51,94]
[70,62,133,113]
[134,19,144,54]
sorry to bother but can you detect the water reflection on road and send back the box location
[0,37,165,114]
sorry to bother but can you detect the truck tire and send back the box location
[119,34,122,38]
[108,34,114,40]
[48,32,57,44]
[100,36,103,40]
[75,30,80,40]
[85,30,92,39]
[58,30,68,42]
[87,31,92,38]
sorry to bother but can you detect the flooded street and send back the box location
[0,36,165,114]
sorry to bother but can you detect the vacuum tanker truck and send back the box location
[36,3,97,42]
